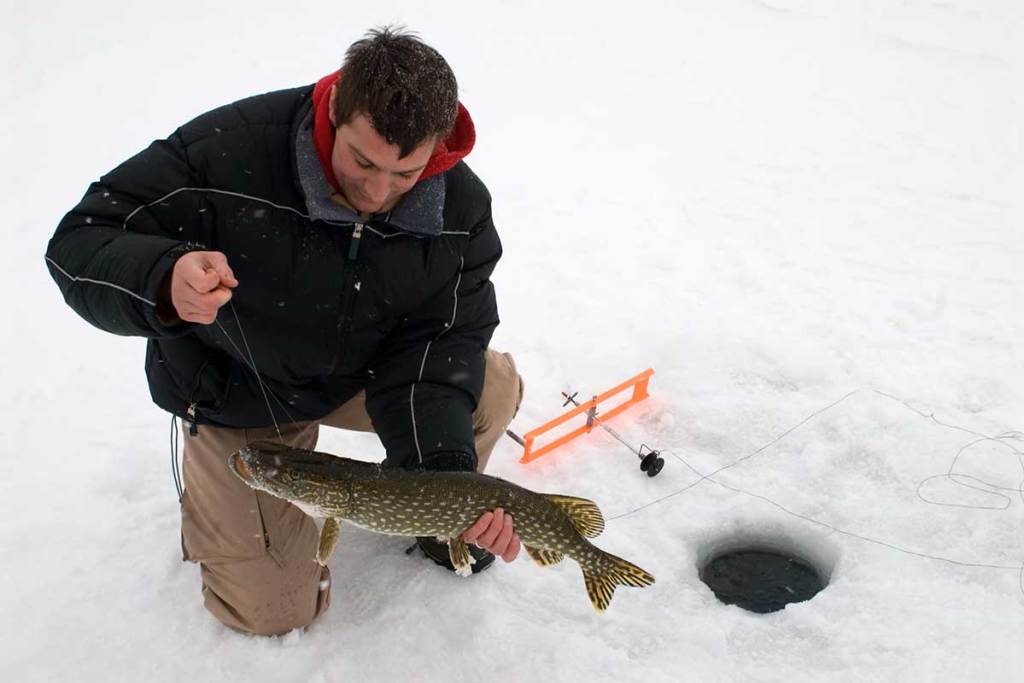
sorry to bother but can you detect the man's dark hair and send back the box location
[334,26,458,157]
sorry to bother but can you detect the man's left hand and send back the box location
[463,507,520,562]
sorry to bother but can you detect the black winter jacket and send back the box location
[45,85,501,470]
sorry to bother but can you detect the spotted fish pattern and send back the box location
[230,440,655,612]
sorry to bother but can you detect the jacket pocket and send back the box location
[147,339,232,421]
[187,360,232,421]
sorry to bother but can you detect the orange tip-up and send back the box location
[515,368,655,464]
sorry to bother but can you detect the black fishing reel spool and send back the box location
[638,444,665,477]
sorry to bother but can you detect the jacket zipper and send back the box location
[348,222,363,260]
[184,224,365,429]
[335,222,364,371]
[184,360,212,435]
[185,402,199,436]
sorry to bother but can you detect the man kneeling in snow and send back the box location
[46,26,523,636]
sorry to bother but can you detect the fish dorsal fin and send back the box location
[546,494,605,538]
[525,545,564,567]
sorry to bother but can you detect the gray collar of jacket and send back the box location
[294,104,447,236]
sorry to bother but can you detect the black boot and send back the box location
[412,536,496,574]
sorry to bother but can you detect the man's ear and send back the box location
[328,83,337,127]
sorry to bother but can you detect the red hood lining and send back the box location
[311,70,475,193]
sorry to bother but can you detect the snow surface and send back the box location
[3,0,1023,681]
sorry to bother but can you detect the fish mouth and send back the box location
[228,450,255,483]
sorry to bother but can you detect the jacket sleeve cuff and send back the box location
[418,450,476,472]
[140,242,205,337]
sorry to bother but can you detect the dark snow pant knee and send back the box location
[179,348,524,636]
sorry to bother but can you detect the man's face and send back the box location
[329,93,437,215]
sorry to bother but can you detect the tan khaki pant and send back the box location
[180,349,523,636]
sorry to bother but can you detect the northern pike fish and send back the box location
[229,440,655,612]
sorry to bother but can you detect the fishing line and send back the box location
[168,299,316,499]
[215,299,285,442]
[874,389,1024,510]
[915,437,1024,511]
[608,388,864,520]
[604,387,1024,597]
[209,300,323,450]
[170,413,182,502]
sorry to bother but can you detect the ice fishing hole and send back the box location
[696,528,837,614]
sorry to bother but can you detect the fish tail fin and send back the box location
[582,552,656,613]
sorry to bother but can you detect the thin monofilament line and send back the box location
[915,438,1024,510]
[607,389,863,522]
[876,389,1024,509]
[170,413,182,502]
[213,300,289,442]
[665,448,1023,573]
[170,301,308,498]
[603,387,1024,596]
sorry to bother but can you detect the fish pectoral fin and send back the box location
[448,537,474,577]
[545,494,605,538]
[316,518,341,566]
[524,545,564,567]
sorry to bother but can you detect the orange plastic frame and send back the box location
[519,368,654,463]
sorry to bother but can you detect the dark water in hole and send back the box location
[701,550,825,613]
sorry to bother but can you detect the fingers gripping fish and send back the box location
[229,441,655,612]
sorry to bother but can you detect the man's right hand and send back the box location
[165,251,239,324]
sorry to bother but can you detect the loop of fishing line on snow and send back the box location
[605,387,1024,598]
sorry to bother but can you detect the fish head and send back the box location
[228,440,352,517]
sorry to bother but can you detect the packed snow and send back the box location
[3,1,1022,681]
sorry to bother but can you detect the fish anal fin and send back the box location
[524,544,564,567]
[448,537,474,577]
[546,494,605,538]
[317,518,341,566]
